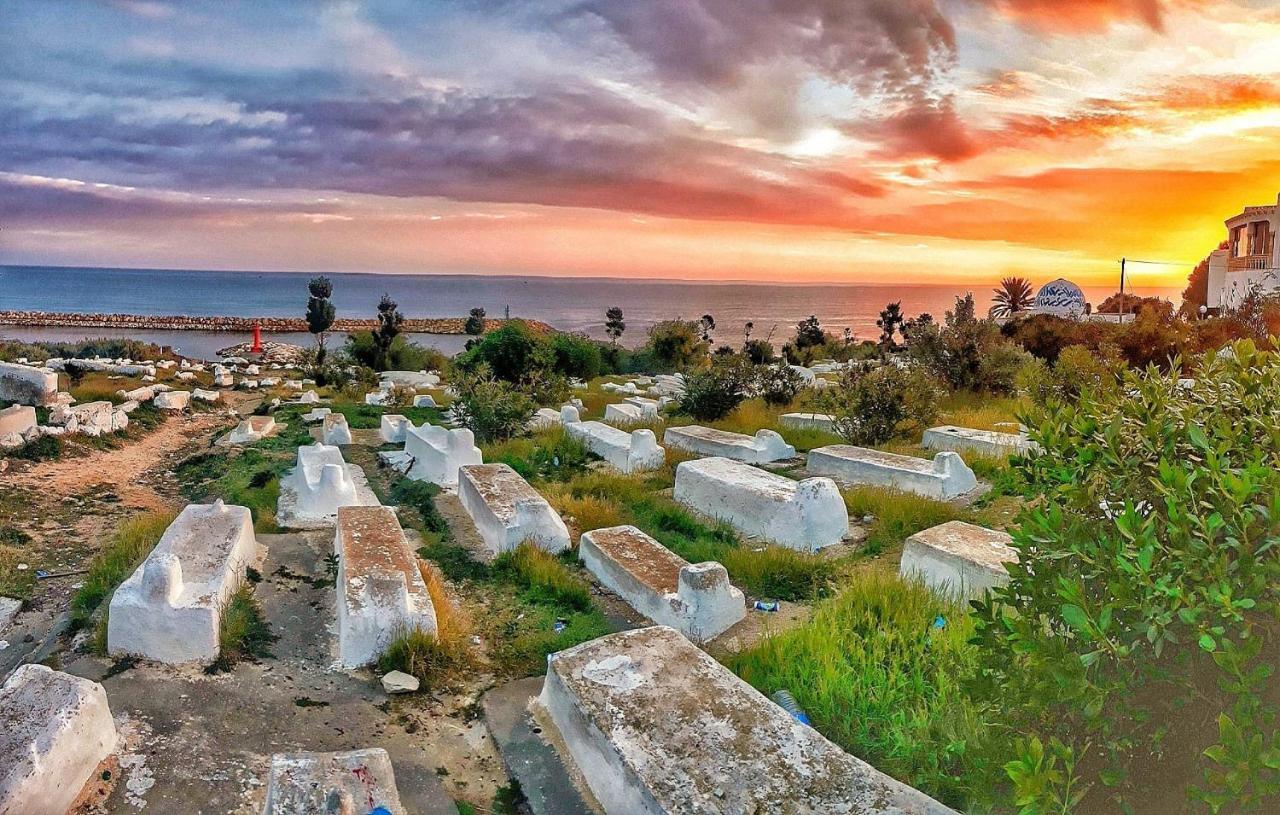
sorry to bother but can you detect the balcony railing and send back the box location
[1228,254,1275,272]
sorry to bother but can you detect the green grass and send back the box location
[389,479,453,544]
[494,543,594,611]
[484,599,612,678]
[482,427,593,483]
[724,571,1000,811]
[209,582,275,672]
[69,510,177,630]
[176,448,288,532]
[842,486,972,555]
[0,543,36,601]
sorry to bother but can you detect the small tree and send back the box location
[372,294,404,371]
[744,321,754,343]
[755,362,805,406]
[795,315,825,349]
[646,320,708,371]
[700,314,717,343]
[605,306,625,345]
[464,307,486,336]
[816,362,940,445]
[678,357,752,420]
[305,276,336,364]
[876,303,904,355]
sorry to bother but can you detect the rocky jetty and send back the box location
[0,311,554,335]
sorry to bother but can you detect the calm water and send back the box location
[0,265,1180,359]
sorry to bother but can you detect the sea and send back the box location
[0,265,1182,360]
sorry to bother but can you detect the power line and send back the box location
[1120,258,1185,266]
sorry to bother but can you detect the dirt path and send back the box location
[8,410,228,511]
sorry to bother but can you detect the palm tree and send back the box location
[990,276,1034,318]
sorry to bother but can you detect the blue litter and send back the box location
[369,808,393,815]
[932,615,946,630]
[754,600,781,612]
[771,689,811,726]
[552,619,568,634]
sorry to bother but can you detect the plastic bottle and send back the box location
[771,689,811,725]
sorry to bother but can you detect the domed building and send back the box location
[1030,278,1088,318]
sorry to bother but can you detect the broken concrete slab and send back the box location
[154,390,191,411]
[458,463,571,556]
[405,425,482,487]
[663,425,795,464]
[808,445,977,500]
[335,505,437,668]
[536,626,958,815]
[192,387,221,403]
[108,501,259,664]
[921,425,1036,458]
[277,444,381,530]
[301,407,332,424]
[322,413,353,445]
[483,676,594,815]
[580,525,744,643]
[673,457,847,552]
[603,402,646,424]
[0,361,58,406]
[0,664,117,815]
[900,520,1017,600]
[224,415,278,445]
[564,419,664,474]
[0,405,37,439]
[261,748,407,815]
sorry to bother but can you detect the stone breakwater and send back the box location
[0,311,555,334]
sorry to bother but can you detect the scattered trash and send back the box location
[754,600,781,612]
[552,618,568,634]
[16,563,28,571]
[932,615,946,630]
[0,641,8,651]
[771,689,811,725]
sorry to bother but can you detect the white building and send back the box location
[1207,193,1280,311]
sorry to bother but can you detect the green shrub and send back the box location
[449,366,536,443]
[906,294,1028,393]
[677,357,752,421]
[69,510,177,629]
[754,362,805,406]
[645,320,708,371]
[549,333,603,381]
[972,340,1280,812]
[725,572,997,810]
[344,331,442,372]
[455,321,550,382]
[10,434,62,461]
[816,363,940,446]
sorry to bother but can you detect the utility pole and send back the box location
[1119,257,1126,324]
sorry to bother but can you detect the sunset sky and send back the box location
[2,0,1279,287]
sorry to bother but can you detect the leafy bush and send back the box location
[816,363,940,446]
[1021,343,1123,406]
[971,341,1280,813]
[449,366,536,443]
[677,357,752,421]
[754,363,805,407]
[645,320,708,371]
[906,294,1025,393]
[549,333,603,381]
[344,332,441,372]
[725,572,996,810]
[743,338,775,364]
[456,321,550,382]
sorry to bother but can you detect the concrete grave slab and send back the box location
[580,525,744,643]
[277,444,381,529]
[922,425,1036,458]
[322,413,353,445]
[380,414,413,444]
[536,626,958,815]
[808,445,977,500]
[458,463,571,556]
[662,425,795,464]
[564,419,664,474]
[603,402,646,424]
[108,501,258,664]
[0,665,117,815]
[223,415,279,446]
[0,405,36,439]
[301,407,332,424]
[335,506,437,668]
[154,390,191,411]
[779,412,836,433]
[673,457,847,552]
[405,425,482,487]
[261,748,406,815]
[900,520,1017,600]
[0,361,58,406]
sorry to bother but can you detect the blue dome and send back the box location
[1033,279,1086,316]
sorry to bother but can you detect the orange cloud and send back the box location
[975,0,1166,32]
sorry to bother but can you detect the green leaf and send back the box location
[1199,633,1217,652]
[1060,604,1091,635]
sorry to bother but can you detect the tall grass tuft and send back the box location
[210,583,275,671]
[724,571,998,810]
[376,560,472,686]
[0,543,36,601]
[70,509,177,630]
[842,487,970,555]
[494,543,593,611]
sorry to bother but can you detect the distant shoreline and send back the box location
[0,310,556,335]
